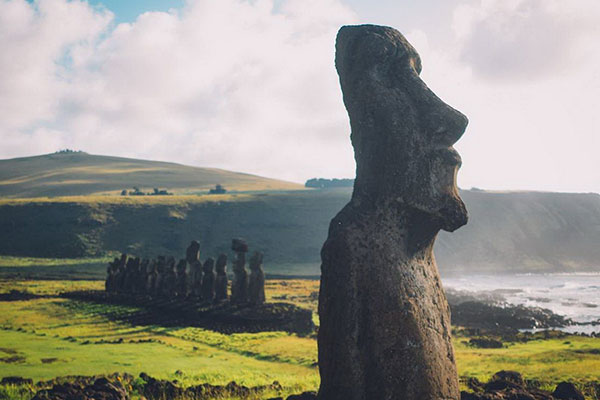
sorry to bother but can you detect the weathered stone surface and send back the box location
[317,24,468,400]
[186,240,200,263]
[248,251,266,305]
[231,240,249,304]
[201,258,216,302]
[552,382,585,400]
[175,259,188,298]
[215,254,229,301]
[32,378,128,400]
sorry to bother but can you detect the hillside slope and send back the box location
[0,189,599,275]
[0,152,303,197]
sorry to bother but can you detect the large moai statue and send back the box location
[230,239,249,304]
[200,258,216,302]
[248,251,266,305]
[186,241,203,298]
[214,254,228,302]
[317,25,468,400]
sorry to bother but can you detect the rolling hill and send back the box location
[0,152,303,198]
[1,153,600,275]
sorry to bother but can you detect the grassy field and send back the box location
[0,279,599,399]
[0,152,303,198]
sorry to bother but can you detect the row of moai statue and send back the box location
[105,239,266,305]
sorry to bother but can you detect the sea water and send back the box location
[443,273,600,334]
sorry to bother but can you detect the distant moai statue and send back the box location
[105,257,120,293]
[200,258,216,302]
[186,240,203,298]
[123,257,140,293]
[114,254,128,293]
[230,239,249,304]
[146,259,157,295]
[175,259,188,298]
[248,251,266,305]
[164,257,177,298]
[136,259,149,294]
[154,256,166,297]
[214,254,228,302]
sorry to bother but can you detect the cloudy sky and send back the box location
[1,0,599,192]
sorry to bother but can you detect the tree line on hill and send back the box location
[305,178,354,189]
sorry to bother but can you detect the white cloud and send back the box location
[453,0,600,81]
[0,0,357,182]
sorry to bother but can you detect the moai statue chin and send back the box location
[248,251,266,305]
[230,238,249,304]
[317,25,468,400]
[214,254,229,302]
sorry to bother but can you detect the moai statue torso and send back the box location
[175,259,188,298]
[137,259,149,294]
[230,239,249,304]
[105,257,119,293]
[214,254,228,302]
[248,251,266,305]
[154,256,166,297]
[185,241,202,298]
[317,25,468,400]
[115,254,128,293]
[200,258,216,302]
[163,257,177,298]
[146,260,157,295]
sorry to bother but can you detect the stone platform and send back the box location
[62,291,314,335]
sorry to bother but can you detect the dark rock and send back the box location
[141,375,182,400]
[317,24,468,400]
[469,337,504,349]
[1,376,33,385]
[552,382,585,400]
[32,378,128,400]
[485,371,525,392]
[287,391,317,400]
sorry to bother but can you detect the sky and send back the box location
[1,0,599,193]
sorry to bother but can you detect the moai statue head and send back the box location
[249,251,264,272]
[231,238,248,271]
[203,257,215,274]
[215,254,227,275]
[336,24,468,234]
[186,240,200,264]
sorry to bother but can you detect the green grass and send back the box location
[0,279,599,399]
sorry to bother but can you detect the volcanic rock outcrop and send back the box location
[317,25,469,400]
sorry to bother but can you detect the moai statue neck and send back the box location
[317,24,468,400]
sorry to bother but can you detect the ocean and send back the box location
[443,273,600,334]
